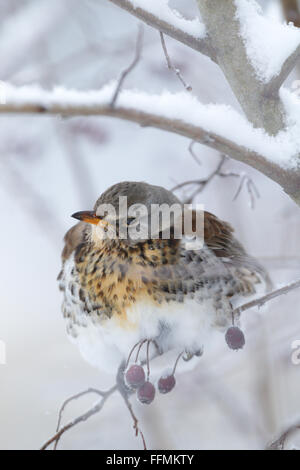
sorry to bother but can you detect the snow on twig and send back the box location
[235,0,300,83]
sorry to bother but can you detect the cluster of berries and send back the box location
[123,339,182,405]
[124,363,176,405]
[124,321,245,406]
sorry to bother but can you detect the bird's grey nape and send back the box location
[94,181,182,214]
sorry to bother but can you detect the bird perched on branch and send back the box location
[58,181,270,372]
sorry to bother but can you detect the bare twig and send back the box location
[42,360,151,451]
[223,171,260,209]
[267,422,300,450]
[40,385,118,450]
[110,25,144,108]
[171,154,227,203]
[159,32,192,91]
[120,391,147,450]
[234,279,300,317]
[116,361,147,449]
[53,387,112,450]
[107,0,216,61]
[172,149,260,207]
[188,141,202,166]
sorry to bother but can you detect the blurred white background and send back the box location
[0,0,300,450]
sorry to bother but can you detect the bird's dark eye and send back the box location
[127,217,136,225]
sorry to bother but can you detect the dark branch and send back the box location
[172,149,259,207]
[234,279,300,316]
[267,422,300,450]
[110,25,144,108]
[40,385,118,450]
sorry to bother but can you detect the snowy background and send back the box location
[0,0,300,450]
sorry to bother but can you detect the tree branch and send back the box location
[1,84,300,204]
[110,25,144,108]
[197,0,291,135]
[234,278,300,316]
[41,361,148,451]
[265,43,300,97]
[108,0,217,62]
[172,151,260,207]
[40,385,118,450]
[109,0,300,135]
[267,421,300,450]
[159,32,192,92]
[281,0,300,28]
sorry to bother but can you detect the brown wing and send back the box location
[203,211,234,257]
[189,210,272,290]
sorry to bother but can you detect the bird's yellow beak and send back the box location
[71,210,101,225]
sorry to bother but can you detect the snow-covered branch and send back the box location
[108,0,216,61]
[1,1,300,204]
[265,43,300,97]
[1,82,300,203]
[197,0,300,135]
[109,0,300,137]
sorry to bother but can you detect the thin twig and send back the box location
[189,141,202,165]
[53,388,110,450]
[120,391,147,450]
[108,0,216,61]
[42,357,155,451]
[267,423,300,450]
[40,385,118,450]
[110,25,144,108]
[160,32,192,92]
[234,279,300,316]
[116,361,147,449]
[173,145,260,207]
[231,173,260,209]
[171,153,227,203]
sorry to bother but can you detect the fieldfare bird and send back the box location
[58,181,269,372]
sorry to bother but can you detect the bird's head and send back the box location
[72,181,183,246]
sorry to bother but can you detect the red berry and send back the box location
[137,381,155,405]
[125,365,145,389]
[225,326,245,350]
[158,375,176,394]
